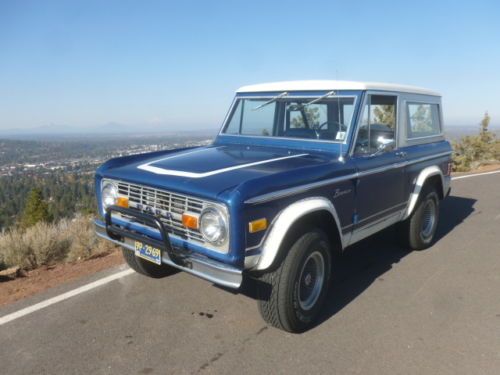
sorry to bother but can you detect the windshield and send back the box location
[222,95,357,142]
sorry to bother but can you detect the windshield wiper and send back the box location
[252,92,288,111]
[302,90,336,107]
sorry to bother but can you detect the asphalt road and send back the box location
[1,172,500,375]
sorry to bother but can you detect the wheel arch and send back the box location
[255,197,344,271]
[404,165,445,220]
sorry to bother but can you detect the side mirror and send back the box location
[376,136,395,152]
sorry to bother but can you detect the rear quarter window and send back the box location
[407,103,441,138]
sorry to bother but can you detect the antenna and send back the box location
[338,101,344,162]
[336,70,345,162]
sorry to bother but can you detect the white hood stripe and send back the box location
[137,153,308,178]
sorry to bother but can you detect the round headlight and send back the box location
[199,207,227,244]
[101,182,118,211]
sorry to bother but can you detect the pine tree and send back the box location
[20,188,51,228]
[479,111,494,143]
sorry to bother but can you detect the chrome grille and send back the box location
[116,181,205,243]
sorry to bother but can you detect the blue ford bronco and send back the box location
[95,81,452,332]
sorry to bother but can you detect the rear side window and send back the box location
[407,103,441,138]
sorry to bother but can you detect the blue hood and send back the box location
[96,144,351,204]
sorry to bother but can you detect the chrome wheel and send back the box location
[420,199,437,241]
[298,251,325,311]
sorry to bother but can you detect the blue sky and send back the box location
[1,0,499,132]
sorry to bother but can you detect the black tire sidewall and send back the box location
[410,189,440,249]
[282,231,332,330]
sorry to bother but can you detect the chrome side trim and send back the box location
[245,243,261,252]
[356,201,407,225]
[245,201,405,254]
[342,223,354,231]
[347,211,404,246]
[255,197,344,271]
[244,151,452,205]
[95,221,242,289]
[356,161,407,178]
[403,166,445,220]
[405,151,451,166]
[245,173,357,205]
[406,133,445,141]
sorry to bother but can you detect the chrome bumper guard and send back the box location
[95,206,242,289]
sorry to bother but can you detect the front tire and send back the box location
[121,247,177,278]
[257,230,332,333]
[399,186,440,250]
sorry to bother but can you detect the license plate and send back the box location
[134,241,162,265]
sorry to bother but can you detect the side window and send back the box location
[407,103,441,138]
[354,95,397,155]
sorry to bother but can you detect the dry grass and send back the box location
[0,216,116,271]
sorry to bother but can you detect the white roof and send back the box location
[237,80,440,96]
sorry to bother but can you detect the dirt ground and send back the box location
[452,162,500,175]
[0,249,124,307]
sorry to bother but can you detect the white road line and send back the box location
[0,268,134,327]
[452,169,500,180]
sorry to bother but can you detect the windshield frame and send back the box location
[218,91,361,145]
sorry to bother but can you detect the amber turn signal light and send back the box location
[182,213,199,229]
[248,218,268,233]
[116,197,129,208]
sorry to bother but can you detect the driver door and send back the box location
[351,93,406,235]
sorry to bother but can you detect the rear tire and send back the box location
[121,247,178,278]
[257,229,332,333]
[399,185,440,250]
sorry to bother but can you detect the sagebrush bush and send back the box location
[66,216,115,262]
[0,216,116,271]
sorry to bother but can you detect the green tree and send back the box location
[20,188,51,228]
[291,107,321,128]
[373,105,395,127]
[453,112,499,171]
[479,111,494,143]
[408,105,432,132]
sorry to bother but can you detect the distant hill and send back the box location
[0,125,218,141]
[445,125,500,141]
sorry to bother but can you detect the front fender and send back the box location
[256,197,343,271]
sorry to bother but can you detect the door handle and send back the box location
[395,151,407,158]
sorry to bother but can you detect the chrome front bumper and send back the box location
[95,219,242,289]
